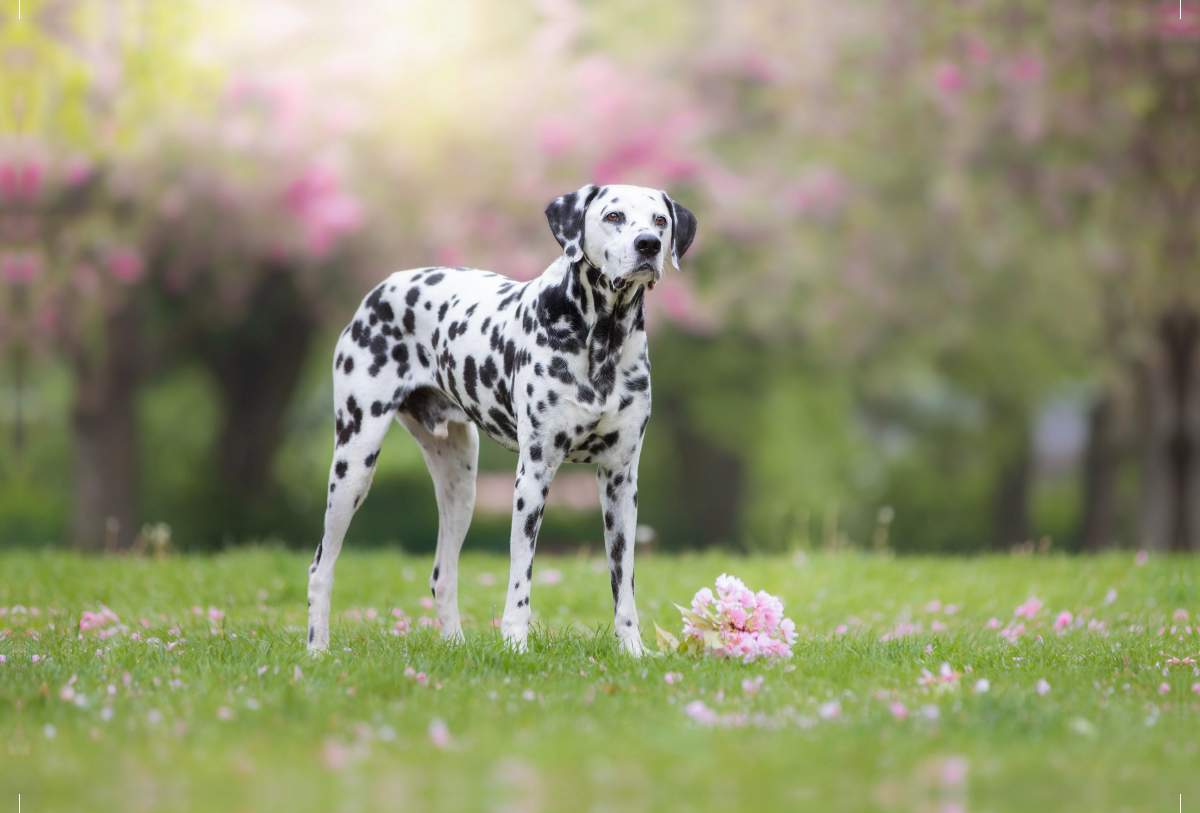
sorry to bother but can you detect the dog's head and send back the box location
[545,184,697,290]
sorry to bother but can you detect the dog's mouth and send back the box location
[612,264,660,292]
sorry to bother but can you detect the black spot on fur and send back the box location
[365,450,379,467]
[480,356,498,388]
[536,264,588,354]
[488,407,517,439]
[335,396,363,447]
[335,460,348,478]
[425,272,445,285]
[548,357,574,385]
[463,356,479,401]
[611,531,626,563]
[495,378,514,415]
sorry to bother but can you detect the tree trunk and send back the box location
[70,306,142,551]
[990,412,1032,552]
[1138,308,1200,552]
[201,269,317,502]
[1080,391,1120,552]
[990,445,1032,552]
[660,395,744,549]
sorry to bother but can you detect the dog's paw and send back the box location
[440,626,466,644]
[619,633,646,658]
[501,628,529,654]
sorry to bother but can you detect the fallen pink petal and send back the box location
[685,700,718,725]
[428,718,452,749]
[818,701,841,720]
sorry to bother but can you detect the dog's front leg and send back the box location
[598,460,645,656]
[500,446,561,652]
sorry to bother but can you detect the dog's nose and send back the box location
[634,234,661,256]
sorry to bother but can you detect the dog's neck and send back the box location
[577,257,644,315]
[537,256,647,400]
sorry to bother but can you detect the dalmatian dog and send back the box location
[306,183,697,656]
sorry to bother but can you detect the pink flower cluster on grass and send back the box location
[79,606,120,631]
[659,574,797,662]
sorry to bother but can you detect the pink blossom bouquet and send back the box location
[656,574,797,662]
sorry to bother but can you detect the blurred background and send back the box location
[1,0,1197,556]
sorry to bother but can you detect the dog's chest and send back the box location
[525,337,651,465]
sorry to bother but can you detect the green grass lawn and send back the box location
[1,549,1198,812]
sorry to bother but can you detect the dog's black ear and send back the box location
[545,184,600,263]
[662,192,698,270]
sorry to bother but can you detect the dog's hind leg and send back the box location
[397,413,478,641]
[307,381,395,654]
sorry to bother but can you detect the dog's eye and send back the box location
[655,216,667,227]
[605,212,620,222]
